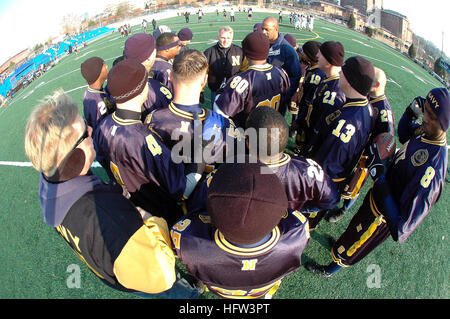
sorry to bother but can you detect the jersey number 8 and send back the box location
[229,76,249,94]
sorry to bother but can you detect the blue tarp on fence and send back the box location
[0,26,114,97]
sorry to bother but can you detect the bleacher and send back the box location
[0,26,114,98]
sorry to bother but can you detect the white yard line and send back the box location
[0,161,102,168]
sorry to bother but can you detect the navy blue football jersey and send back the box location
[83,87,116,131]
[369,95,395,137]
[171,209,310,299]
[295,65,326,117]
[141,77,173,121]
[303,75,345,153]
[214,63,290,128]
[147,102,242,164]
[380,133,448,243]
[262,153,341,212]
[186,153,340,215]
[152,56,173,93]
[93,109,186,225]
[311,98,375,189]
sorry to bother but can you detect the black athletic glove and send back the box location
[367,143,385,181]
[406,96,426,120]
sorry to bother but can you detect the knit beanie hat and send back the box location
[341,56,375,96]
[80,57,104,85]
[123,33,156,63]
[107,59,148,104]
[426,87,450,131]
[242,32,270,61]
[319,41,345,66]
[177,28,193,41]
[302,41,322,63]
[253,23,262,32]
[206,160,288,245]
[284,34,297,48]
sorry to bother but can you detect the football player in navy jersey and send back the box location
[185,106,340,229]
[152,32,181,92]
[123,33,173,121]
[289,41,325,152]
[80,56,116,181]
[302,41,346,157]
[213,31,290,128]
[306,87,449,277]
[326,67,396,223]
[171,160,310,299]
[306,56,376,230]
[80,57,115,132]
[148,49,241,167]
[245,106,340,228]
[93,59,204,227]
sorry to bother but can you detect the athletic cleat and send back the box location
[325,208,348,223]
[305,261,333,278]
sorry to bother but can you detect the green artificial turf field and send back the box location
[0,10,448,299]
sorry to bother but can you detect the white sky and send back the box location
[0,0,448,65]
[382,0,449,56]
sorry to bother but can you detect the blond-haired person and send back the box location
[24,90,199,298]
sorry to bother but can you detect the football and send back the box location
[372,132,396,161]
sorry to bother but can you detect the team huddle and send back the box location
[24,15,449,299]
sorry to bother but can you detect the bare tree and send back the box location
[60,13,82,35]
[116,2,133,18]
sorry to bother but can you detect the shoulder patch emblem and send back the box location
[411,149,428,167]
[198,214,211,224]
[326,110,342,125]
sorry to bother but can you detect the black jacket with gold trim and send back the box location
[39,172,176,294]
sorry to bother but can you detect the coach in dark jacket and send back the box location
[262,17,302,115]
[204,26,243,107]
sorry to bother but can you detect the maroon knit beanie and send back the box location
[341,56,375,96]
[206,161,288,245]
[123,33,156,63]
[107,59,148,104]
[80,57,104,85]
[177,28,193,41]
[302,41,322,63]
[242,32,270,61]
[320,41,345,66]
[284,34,297,48]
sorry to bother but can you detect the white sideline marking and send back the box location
[0,161,102,168]
[65,85,87,94]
